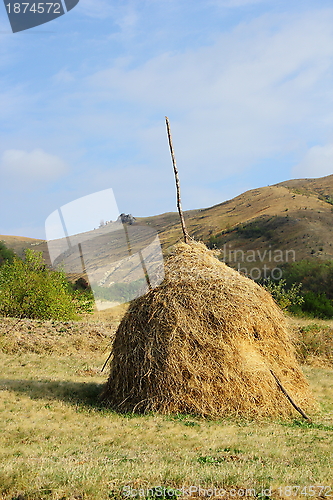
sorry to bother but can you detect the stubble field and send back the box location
[0,310,332,500]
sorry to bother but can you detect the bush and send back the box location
[282,259,333,300]
[281,259,333,318]
[0,249,94,320]
[262,278,304,311]
[0,241,15,267]
[300,291,333,319]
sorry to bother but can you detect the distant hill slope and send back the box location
[277,175,333,200]
[2,174,333,280]
[139,174,333,277]
[0,235,45,258]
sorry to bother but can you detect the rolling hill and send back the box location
[0,235,45,258]
[1,174,333,281]
[138,174,333,275]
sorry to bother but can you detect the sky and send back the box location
[1,0,333,239]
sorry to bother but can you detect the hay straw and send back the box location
[101,241,316,418]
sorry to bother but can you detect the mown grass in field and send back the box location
[0,317,332,500]
[295,324,333,366]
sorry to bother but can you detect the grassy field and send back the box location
[0,311,332,500]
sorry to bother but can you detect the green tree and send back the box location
[301,291,333,319]
[283,259,333,299]
[0,249,94,320]
[280,259,333,318]
[0,241,16,267]
[262,278,304,311]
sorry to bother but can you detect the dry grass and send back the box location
[0,353,332,500]
[287,317,333,368]
[0,309,332,499]
[91,303,129,324]
[0,235,44,258]
[102,242,316,419]
[0,317,116,357]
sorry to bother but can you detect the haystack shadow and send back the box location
[0,377,204,419]
[0,377,106,410]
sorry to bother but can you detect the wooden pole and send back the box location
[165,116,189,244]
[270,370,311,421]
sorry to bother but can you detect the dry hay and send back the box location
[0,317,116,355]
[101,241,316,418]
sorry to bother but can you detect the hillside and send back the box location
[0,235,45,258]
[2,174,333,280]
[138,174,333,276]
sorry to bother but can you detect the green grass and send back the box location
[0,319,332,500]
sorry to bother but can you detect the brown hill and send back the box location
[139,174,333,279]
[0,235,45,258]
[277,175,333,199]
[2,174,333,281]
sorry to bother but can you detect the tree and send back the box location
[0,241,16,267]
[0,249,94,320]
[262,278,304,311]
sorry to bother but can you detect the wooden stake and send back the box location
[270,370,311,421]
[165,116,189,244]
[101,351,112,372]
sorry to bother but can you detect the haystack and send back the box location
[101,241,316,419]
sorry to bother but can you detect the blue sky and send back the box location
[1,0,333,239]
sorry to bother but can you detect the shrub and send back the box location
[281,259,333,318]
[300,291,333,319]
[0,241,16,267]
[262,278,304,311]
[282,259,333,300]
[0,249,94,320]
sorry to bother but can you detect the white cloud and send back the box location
[292,144,333,178]
[0,149,67,180]
[76,0,131,20]
[3,3,333,237]
[83,8,333,179]
[52,68,75,84]
[210,0,268,7]
[76,0,114,17]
